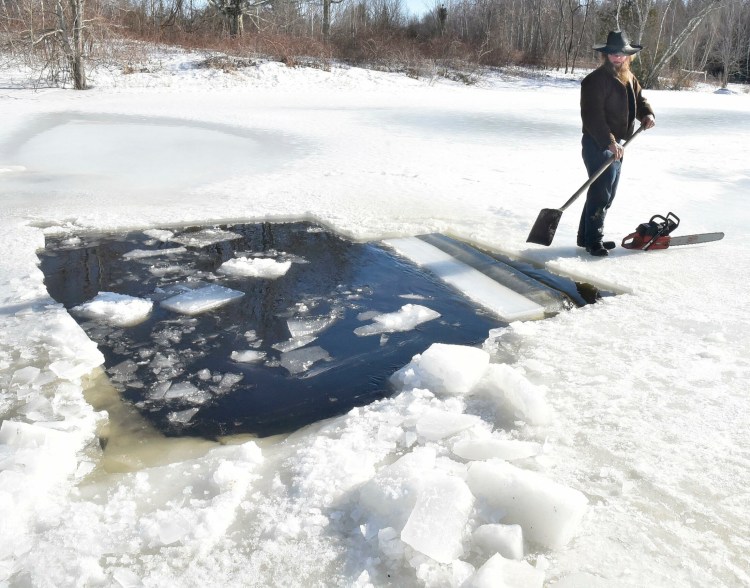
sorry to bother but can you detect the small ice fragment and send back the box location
[231,350,266,363]
[73,292,153,327]
[273,335,317,353]
[170,228,241,247]
[163,382,212,404]
[143,229,174,242]
[219,256,292,278]
[160,284,244,316]
[123,246,187,259]
[354,304,440,336]
[279,346,331,375]
[167,407,200,424]
[287,315,336,337]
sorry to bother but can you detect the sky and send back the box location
[0,49,749,587]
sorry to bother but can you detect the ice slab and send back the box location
[219,256,292,278]
[467,460,588,550]
[160,284,244,316]
[452,437,542,462]
[230,350,266,363]
[72,292,153,327]
[415,409,483,441]
[391,343,490,396]
[279,346,332,375]
[354,304,440,336]
[463,553,544,588]
[472,524,524,559]
[122,246,187,259]
[384,237,545,321]
[170,228,241,248]
[400,473,474,563]
[473,364,552,426]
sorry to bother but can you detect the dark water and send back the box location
[40,222,504,438]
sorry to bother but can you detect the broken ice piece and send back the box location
[219,257,292,279]
[72,292,153,327]
[160,284,244,316]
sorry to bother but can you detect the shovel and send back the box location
[526,126,644,246]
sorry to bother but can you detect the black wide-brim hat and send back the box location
[593,30,642,55]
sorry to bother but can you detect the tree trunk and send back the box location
[640,0,726,89]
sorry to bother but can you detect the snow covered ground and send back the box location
[1,50,749,587]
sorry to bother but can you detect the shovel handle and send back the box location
[559,126,644,212]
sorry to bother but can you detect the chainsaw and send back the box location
[621,212,724,251]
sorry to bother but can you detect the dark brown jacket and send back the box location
[581,65,654,149]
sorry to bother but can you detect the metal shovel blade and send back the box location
[526,208,563,246]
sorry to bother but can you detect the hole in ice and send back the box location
[39,221,609,439]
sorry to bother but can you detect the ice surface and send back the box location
[160,284,244,315]
[353,304,440,336]
[218,256,292,278]
[391,343,490,395]
[467,460,588,550]
[472,524,524,560]
[400,473,474,563]
[463,553,544,588]
[287,315,337,337]
[72,292,153,327]
[163,382,212,404]
[384,237,545,321]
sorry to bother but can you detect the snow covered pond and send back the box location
[0,112,303,197]
[1,55,748,588]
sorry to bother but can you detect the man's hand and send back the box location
[608,142,624,160]
[642,115,656,130]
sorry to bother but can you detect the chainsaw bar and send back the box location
[668,232,725,247]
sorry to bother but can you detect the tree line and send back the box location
[2,0,749,90]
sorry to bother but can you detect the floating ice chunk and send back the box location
[160,284,244,316]
[452,437,542,462]
[167,407,200,424]
[467,460,587,550]
[272,335,317,353]
[401,473,474,563]
[415,409,483,441]
[73,292,153,327]
[10,366,41,387]
[472,524,524,560]
[462,553,544,588]
[354,304,440,336]
[287,315,337,337]
[122,246,187,259]
[359,447,436,530]
[219,256,292,278]
[474,364,552,426]
[391,343,490,395]
[143,229,174,242]
[164,382,212,404]
[279,346,331,375]
[171,228,241,247]
[231,350,266,363]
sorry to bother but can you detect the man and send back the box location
[579,30,656,257]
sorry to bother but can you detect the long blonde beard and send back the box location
[604,56,633,85]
